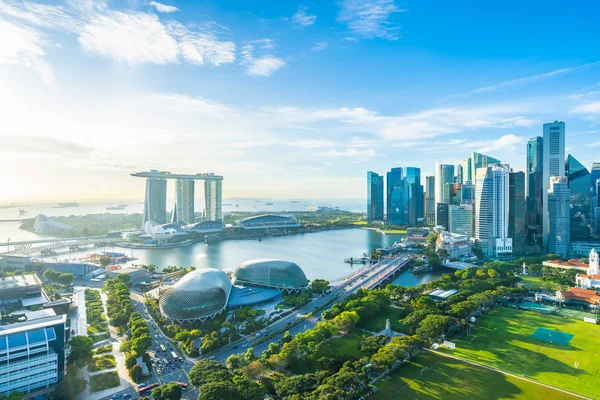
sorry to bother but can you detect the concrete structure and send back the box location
[542,121,566,250]
[232,259,308,292]
[159,268,232,322]
[173,179,195,225]
[233,214,299,230]
[107,267,150,282]
[571,242,600,257]
[576,249,600,289]
[474,164,512,256]
[436,231,471,259]
[0,274,47,308]
[386,168,403,222]
[566,154,592,242]
[449,204,473,238]
[33,215,72,235]
[526,137,544,243]
[0,314,66,396]
[548,176,570,257]
[425,176,436,224]
[132,170,223,228]
[367,171,384,223]
[509,171,526,253]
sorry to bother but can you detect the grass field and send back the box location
[89,354,116,372]
[441,306,600,398]
[89,371,120,392]
[374,352,578,399]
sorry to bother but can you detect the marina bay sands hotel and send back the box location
[131,170,223,228]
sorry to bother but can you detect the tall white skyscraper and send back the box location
[548,176,570,257]
[542,121,565,251]
[474,164,512,256]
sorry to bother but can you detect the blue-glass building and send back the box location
[367,171,384,223]
[405,167,424,226]
[386,167,403,222]
[567,154,592,242]
[526,137,543,243]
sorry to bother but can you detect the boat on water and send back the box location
[117,202,129,207]
[412,265,432,274]
[290,200,300,203]
[18,209,28,215]
[106,205,126,211]
[265,202,274,205]
[235,204,239,207]
[53,202,79,208]
[223,203,233,206]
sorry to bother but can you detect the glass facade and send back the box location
[389,183,406,226]
[449,205,473,238]
[526,137,543,243]
[386,168,403,222]
[567,154,592,242]
[542,121,566,250]
[159,269,232,321]
[425,176,436,224]
[367,171,384,223]
[509,171,526,253]
[548,176,570,257]
[233,259,308,290]
[405,167,424,226]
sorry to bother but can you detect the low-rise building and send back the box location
[542,259,588,271]
[556,288,600,307]
[436,231,471,259]
[428,289,458,301]
[0,274,49,309]
[107,268,150,282]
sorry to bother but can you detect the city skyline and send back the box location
[1,0,600,202]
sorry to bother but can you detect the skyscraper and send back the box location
[435,163,454,223]
[566,154,591,242]
[460,157,472,184]
[367,171,384,223]
[548,176,570,257]
[389,183,406,225]
[591,163,600,196]
[204,180,223,222]
[425,176,435,224]
[474,164,512,256]
[436,203,449,230]
[449,204,473,238]
[509,171,526,253]
[526,137,543,243]
[386,168,403,221]
[143,177,167,226]
[174,179,195,225]
[542,121,566,251]
[461,181,473,204]
[405,167,424,225]
[470,152,501,186]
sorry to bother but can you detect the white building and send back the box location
[436,231,471,259]
[542,121,565,251]
[434,164,454,224]
[474,164,512,256]
[576,249,600,289]
[547,176,570,257]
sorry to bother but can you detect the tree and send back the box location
[279,330,293,345]
[58,273,74,287]
[43,269,60,284]
[117,273,131,284]
[226,354,245,370]
[232,375,265,400]
[189,359,231,386]
[125,354,137,369]
[360,335,388,354]
[54,376,86,400]
[129,364,143,383]
[332,311,359,335]
[310,279,330,294]
[131,334,152,356]
[198,382,241,400]
[274,374,318,397]
[68,336,94,363]
[99,257,111,267]
[244,347,256,363]
[151,382,182,400]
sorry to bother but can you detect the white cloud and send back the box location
[167,21,236,66]
[311,41,328,51]
[149,1,179,13]
[0,18,55,86]
[320,148,379,157]
[468,134,526,154]
[291,6,317,28]
[337,0,405,40]
[571,102,600,115]
[241,40,285,77]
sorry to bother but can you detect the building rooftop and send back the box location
[429,289,458,299]
[227,286,281,308]
[0,314,66,335]
[543,259,588,270]
[21,291,51,307]
[0,274,42,290]
[25,309,56,321]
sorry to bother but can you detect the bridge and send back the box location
[0,236,118,256]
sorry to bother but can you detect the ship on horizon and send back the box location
[52,202,79,208]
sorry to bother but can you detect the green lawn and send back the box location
[88,322,109,335]
[441,306,600,399]
[374,352,577,399]
[518,276,557,291]
[89,354,116,372]
[359,307,409,333]
[91,333,111,343]
[89,371,120,392]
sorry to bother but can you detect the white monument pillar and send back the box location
[588,248,599,275]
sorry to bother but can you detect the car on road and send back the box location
[208,356,215,360]
[112,394,121,399]
[242,344,247,348]
[124,394,131,398]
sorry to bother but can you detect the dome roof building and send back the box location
[232,259,308,292]
[159,268,232,322]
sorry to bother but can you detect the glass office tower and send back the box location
[367,171,384,223]
[566,154,592,242]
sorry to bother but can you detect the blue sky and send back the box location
[0,0,599,202]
